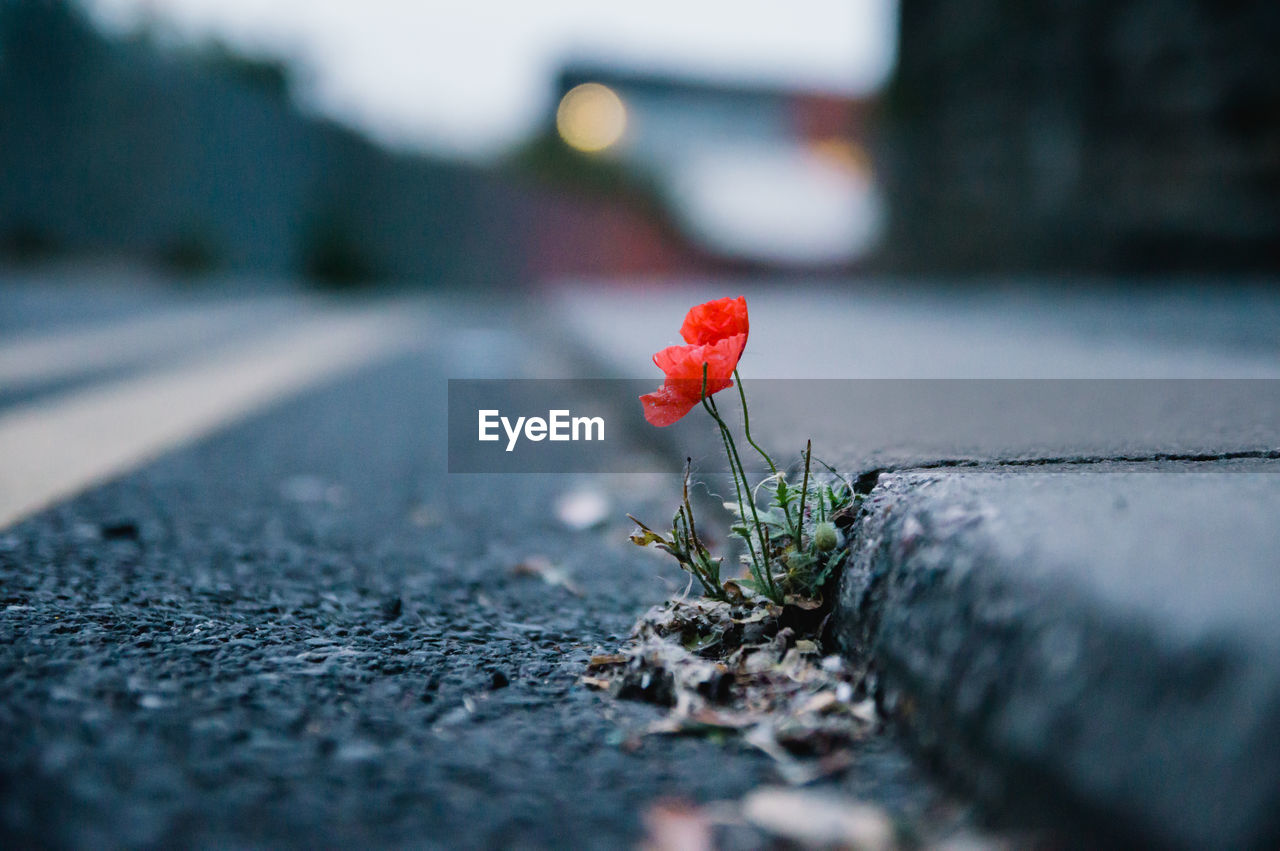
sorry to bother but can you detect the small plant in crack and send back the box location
[628,296,859,605]
[628,461,724,600]
[597,304,877,780]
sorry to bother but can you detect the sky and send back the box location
[80,0,898,159]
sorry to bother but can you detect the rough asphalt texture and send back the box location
[835,460,1280,849]
[0,298,954,849]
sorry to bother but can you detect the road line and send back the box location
[0,298,297,390]
[0,307,418,529]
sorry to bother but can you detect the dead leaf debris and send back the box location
[583,595,877,785]
[510,555,584,597]
[639,789,1018,851]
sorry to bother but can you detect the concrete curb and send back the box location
[833,460,1280,849]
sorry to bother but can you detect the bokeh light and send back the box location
[556,83,627,153]
[808,137,873,181]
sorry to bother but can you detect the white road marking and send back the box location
[0,306,418,529]
[0,299,296,390]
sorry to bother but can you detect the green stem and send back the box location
[735,368,800,560]
[698,365,775,599]
[707,393,780,602]
[797,439,812,550]
[682,460,723,597]
[696,365,781,602]
[733,368,777,475]
[709,401,761,581]
[676,505,719,599]
[681,459,702,554]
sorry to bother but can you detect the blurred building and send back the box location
[0,0,527,286]
[0,2,895,285]
[549,66,884,269]
[882,0,1280,274]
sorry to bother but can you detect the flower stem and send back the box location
[706,393,779,602]
[797,439,812,549]
[699,366,778,601]
[712,414,761,576]
[681,458,722,594]
[733,368,777,476]
[675,506,717,598]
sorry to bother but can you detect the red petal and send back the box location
[642,333,746,427]
[652,334,745,385]
[679,296,749,347]
[640,384,700,427]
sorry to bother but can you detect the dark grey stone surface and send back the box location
[835,459,1280,849]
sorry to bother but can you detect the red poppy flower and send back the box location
[640,332,747,427]
[639,297,751,427]
[680,296,749,349]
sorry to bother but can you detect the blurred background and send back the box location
[2,7,1279,845]
[4,0,1272,287]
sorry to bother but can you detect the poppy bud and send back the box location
[813,521,839,552]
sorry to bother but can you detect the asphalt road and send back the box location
[0,276,955,849]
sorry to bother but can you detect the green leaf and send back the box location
[813,548,847,587]
[756,508,789,529]
[788,551,817,572]
[683,631,721,653]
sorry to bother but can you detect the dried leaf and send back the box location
[731,605,783,625]
[797,691,839,715]
[743,648,781,675]
[510,556,583,596]
[741,787,895,850]
[849,698,878,724]
[641,800,715,851]
[743,725,830,785]
[590,596,880,787]
[630,530,666,547]
[831,503,860,529]
[647,707,756,736]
